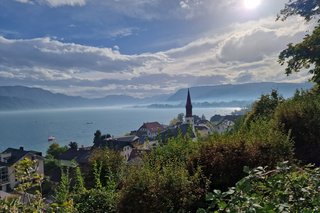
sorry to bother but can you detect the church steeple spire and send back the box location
[186,89,192,118]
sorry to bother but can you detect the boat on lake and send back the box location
[48,136,56,142]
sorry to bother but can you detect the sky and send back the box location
[0,0,313,98]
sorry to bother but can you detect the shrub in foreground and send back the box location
[194,119,293,190]
[274,90,320,165]
[199,162,320,212]
[118,162,206,213]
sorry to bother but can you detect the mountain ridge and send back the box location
[167,82,313,102]
[0,82,313,110]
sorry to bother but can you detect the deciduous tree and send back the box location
[278,0,320,85]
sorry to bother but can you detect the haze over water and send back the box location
[0,107,239,153]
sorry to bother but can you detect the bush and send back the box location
[274,90,320,164]
[199,162,320,212]
[194,119,293,190]
[74,189,118,213]
[147,134,200,168]
[46,143,68,159]
[118,162,206,213]
[244,90,284,126]
[84,148,125,188]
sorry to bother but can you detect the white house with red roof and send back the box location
[136,122,165,140]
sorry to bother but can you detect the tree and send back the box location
[170,113,185,126]
[274,90,320,165]
[244,90,284,125]
[47,143,68,158]
[93,130,102,147]
[69,141,78,150]
[277,0,320,22]
[85,149,125,188]
[177,113,184,122]
[278,0,320,86]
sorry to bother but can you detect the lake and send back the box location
[0,107,239,153]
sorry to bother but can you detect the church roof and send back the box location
[185,89,192,118]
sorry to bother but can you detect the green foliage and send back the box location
[46,142,68,159]
[0,158,45,212]
[74,188,118,213]
[0,197,23,212]
[93,160,103,189]
[117,136,207,212]
[73,161,119,212]
[54,168,71,204]
[274,90,320,164]
[278,0,320,85]
[15,158,44,194]
[74,168,118,213]
[15,157,45,211]
[148,133,200,167]
[93,130,102,147]
[279,24,320,85]
[73,166,86,194]
[200,162,320,212]
[244,90,284,126]
[49,199,76,213]
[87,148,125,188]
[119,162,206,213]
[68,141,78,150]
[169,113,184,126]
[277,0,320,22]
[195,119,293,190]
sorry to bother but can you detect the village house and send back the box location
[213,119,235,133]
[103,135,140,161]
[56,135,141,167]
[195,124,211,137]
[0,147,44,193]
[210,114,241,133]
[57,146,92,168]
[136,122,165,141]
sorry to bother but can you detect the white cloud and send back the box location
[15,0,32,3]
[15,0,86,7]
[0,36,167,75]
[107,27,139,39]
[46,0,85,7]
[0,16,311,97]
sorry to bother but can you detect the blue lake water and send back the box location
[0,107,239,153]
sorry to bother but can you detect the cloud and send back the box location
[13,0,232,20]
[106,27,139,39]
[0,15,311,97]
[15,0,86,7]
[0,36,166,75]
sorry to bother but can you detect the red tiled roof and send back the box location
[140,122,164,133]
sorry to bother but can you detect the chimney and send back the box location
[19,146,24,151]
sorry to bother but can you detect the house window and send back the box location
[0,167,9,183]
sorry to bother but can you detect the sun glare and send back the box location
[244,0,261,9]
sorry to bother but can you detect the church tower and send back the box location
[185,89,194,129]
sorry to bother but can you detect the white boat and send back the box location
[48,136,55,142]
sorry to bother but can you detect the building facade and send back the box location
[0,147,44,192]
